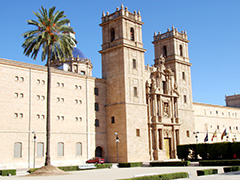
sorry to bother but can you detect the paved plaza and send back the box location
[1,166,240,180]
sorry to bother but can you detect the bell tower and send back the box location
[152,26,195,144]
[99,4,149,162]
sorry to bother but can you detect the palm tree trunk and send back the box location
[45,45,52,166]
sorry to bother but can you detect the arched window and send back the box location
[163,46,167,57]
[130,27,134,41]
[37,142,44,157]
[179,45,183,56]
[110,28,115,42]
[57,142,64,156]
[76,142,82,156]
[14,142,22,158]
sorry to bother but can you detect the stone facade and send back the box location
[0,5,240,169]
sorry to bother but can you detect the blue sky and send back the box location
[0,0,240,106]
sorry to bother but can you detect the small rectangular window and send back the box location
[134,87,138,97]
[182,72,185,80]
[162,81,166,94]
[186,130,190,137]
[95,103,99,111]
[111,116,115,124]
[133,59,136,69]
[136,129,140,137]
[94,87,99,96]
[81,71,85,75]
[95,119,100,127]
[184,95,187,103]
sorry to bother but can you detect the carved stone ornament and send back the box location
[163,129,172,137]
[163,102,169,117]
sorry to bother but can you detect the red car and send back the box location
[86,157,105,164]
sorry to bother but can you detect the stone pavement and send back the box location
[1,166,240,180]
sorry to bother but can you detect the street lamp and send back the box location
[115,132,120,163]
[32,131,37,168]
[193,131,199,144]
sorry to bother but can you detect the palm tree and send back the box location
[22,6,77,166]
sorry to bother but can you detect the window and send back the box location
[61,116,64,120]
[237,126,238,130]
[73,64,78,73]
[110,28,115,42]
[76,142,82,156]
[94,87,99,96]
[75,85,78,89]
[79,100,82,104]
[57,116,60,120]
[75,117,78,121]
[57,97,60,102]
[136,129,140,137]
[175,130,180,145]
[37,95,40,100]
[216,111,218,114]
[130,27,134,41]
[229,126,232,130]
[162,81,166,94]
[37,114,40,119]
[57,142,64,156]
[14,113,18,118]
[15,76,19,81]
[61,83,64,87]
[42,80,45,85]
[134,87,138,97]
[75,99,78,104]
[217,125,219,129]
[163,45,167,57]
[41,115,45,119]
[182,72,185,80]
[20,93,24,98]
[111,116,115,124]
[184,95,187,103]
[61,98,64,102]
[20,77,24,82]
[186,130,190,137]
[37,79,40,84]
[79,117,82,121]
[14,142,22,158]
[95,119,99,127]
[80,71,85,75]
[57,82,60,87]
[37,142,44,157]
[95,103,99,111]
[179,45,183,56]
[15,93,18,98]
[19,113,23,118]
[41,96,45,100]
[158,129,163,149]
[133,59,136,69]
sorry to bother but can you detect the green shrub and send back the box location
[0,169,16,176]
[119,172,188,180]
[95,163,112,169]
[58,166,79,171]
[199,160,240,166]
[28,168,39,173]
[118,162,143,168]
[197,169,218,176]
[223,166,240,173]
[150,161,190,166]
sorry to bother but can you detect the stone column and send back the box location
[171,127,176,158]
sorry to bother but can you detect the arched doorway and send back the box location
[95,146,103,157]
